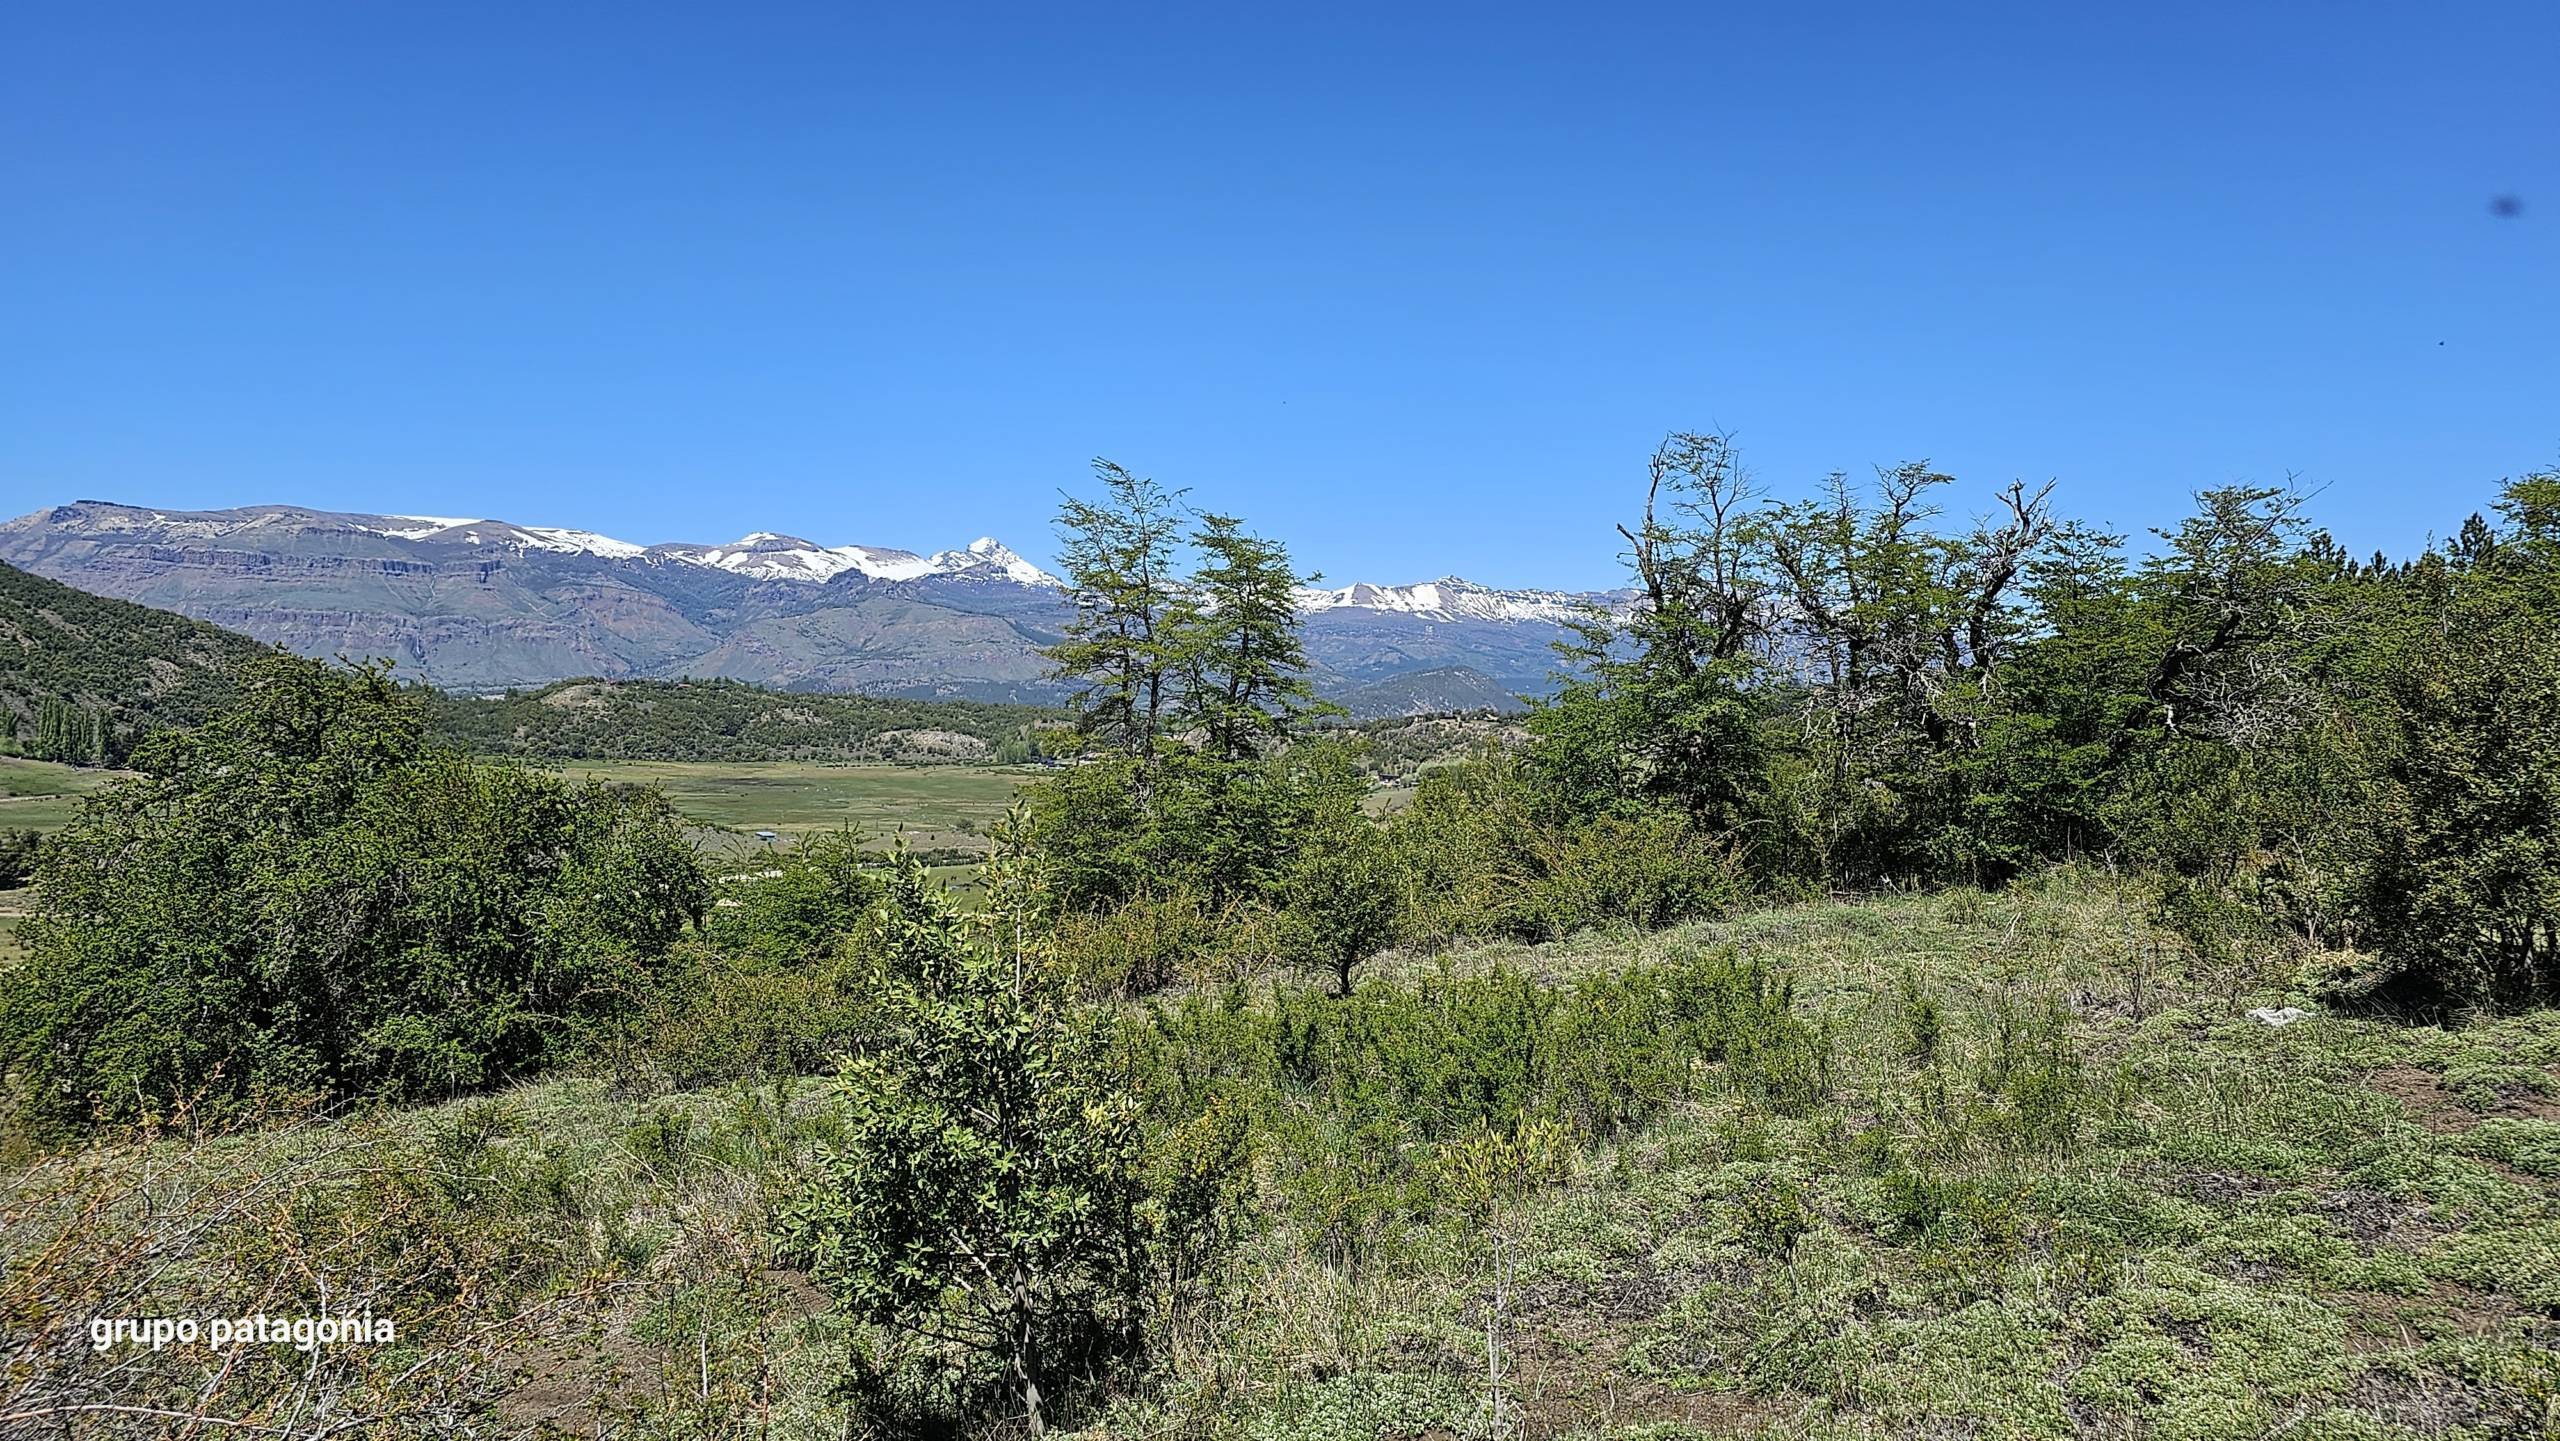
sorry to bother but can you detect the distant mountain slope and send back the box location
[0,560,271,764]
[0,501,1624,707]
[1329,666,1529,719]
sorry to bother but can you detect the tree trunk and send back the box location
[1009,1281,1045,1436]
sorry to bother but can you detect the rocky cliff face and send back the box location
[0,501,1627,714]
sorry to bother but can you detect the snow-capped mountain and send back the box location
[333,513,1061,586]
[0,500,1623,713]
[1292,577,1606,625]
[647,532,1056,586]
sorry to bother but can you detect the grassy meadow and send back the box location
[541,758,1031,856]
[11,869,2554,1438]
[0,756,125,833]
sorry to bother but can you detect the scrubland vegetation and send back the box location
[4,444,2559,1437]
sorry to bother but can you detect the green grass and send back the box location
[0,756,125,832]
[8,870,2554,1437]
[540,758,1029,854]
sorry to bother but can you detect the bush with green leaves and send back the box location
[1275,805,1404,996]
[776,853,1156,1437]
[0,656,707,1136]
[699,826,882,964]
[2324,480,2560,1009]
[0,827,37,888]
[1390,753,1751,944]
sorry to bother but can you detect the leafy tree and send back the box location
[1757,463,2060,878]
[777,852,1149,1435]
[700,827,882,963]
[1030,468,1349,918]
[1531,432,1772,831]
[1279,804,1404,996]
[0,656,707,1133]
[2335,476,2560,1009]
[0,828,36,888]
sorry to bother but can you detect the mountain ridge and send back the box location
[0,501,1626,715]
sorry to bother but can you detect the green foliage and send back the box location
[1031,465,1354,935]
[1048,460,1191,760]
[1174,511,1337,759]
[700,828,882,963]
[2331,481,2560,1009]
[1021,737,1373,922]
[1049,886,1238,996]
[775,854,1154,1435]
[1275,804,1403,995]
[609,938,875,1092]
[0,827,36,888]
[1530,433,1774,832]
[0,656,707,1135]
[1115,944,1823,1259]
[1391,753,1751,944]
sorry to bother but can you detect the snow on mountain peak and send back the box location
[927,537,1055,585]
[1292,575,1608,624]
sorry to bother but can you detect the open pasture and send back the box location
[540,758,1030,855]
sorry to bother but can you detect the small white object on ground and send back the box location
[2246,1006,2311,1027]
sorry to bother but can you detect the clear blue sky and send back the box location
[2,2,2551,590]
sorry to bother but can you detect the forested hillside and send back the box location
[424,677,1065,763]
[0,559,270,765]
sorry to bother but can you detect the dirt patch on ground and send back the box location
[2170,1168,2286,1208]
[2365,1064,2560,1129]
[491,1326,659,1433]
[1502,1325,1785,1438]
[2369,1064,2558,1188]
[490,1268,830,1431]
[2314,1184,2440,1249]
[2370,1065,2469,1134]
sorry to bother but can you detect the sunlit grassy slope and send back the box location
[0,755,125,833]
[8,871,2554,1437]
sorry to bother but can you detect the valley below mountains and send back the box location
[0,502,1623,716]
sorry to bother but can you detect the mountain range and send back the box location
[0,502,1625,717]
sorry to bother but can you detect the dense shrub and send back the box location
[1392,755,1751,944]
[1050,886,1227,996]
[777,856,1157,1436]
[2336,518,2560,1010]
[609,940,876,1092]
[1113,945,1826,1257]
[0,657,707,1136]
[0,827,36,888]
[699,828,882,964]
